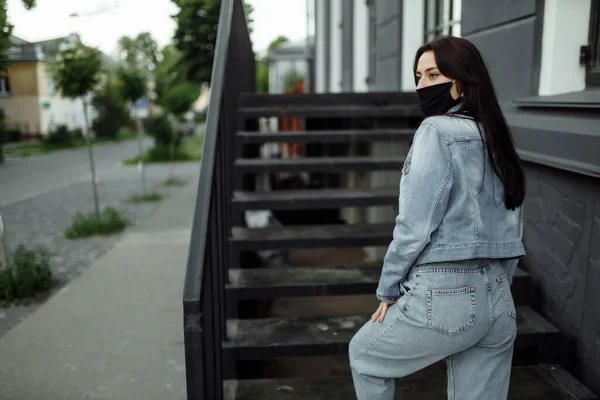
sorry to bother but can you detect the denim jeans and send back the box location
[349,258,518,400]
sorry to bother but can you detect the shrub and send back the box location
[0,245,53,303]
[93,80,129,140]
[65,207,129,239]
[44,125,74,147]
[146,113,181,148]
[7,128,22,142]
[126,192,165,203]
[162,177,186,186]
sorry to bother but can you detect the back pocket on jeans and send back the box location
[426,286,476,336]
[496,273,516,319]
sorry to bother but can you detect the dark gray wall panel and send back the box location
[375,56,401,91]
[377,18,402,58]
[371,0,402,92]
[462,0,536,35]
[341,0,353,92]
[376,0,401,25]
[466,18,537,100]
[521,162,600,395]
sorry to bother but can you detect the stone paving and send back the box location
[0,163,200,337]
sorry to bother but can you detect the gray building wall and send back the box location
[461,0,544,100]
[370,0,403,91]
[462,1,600,394]
[521,162,600,395]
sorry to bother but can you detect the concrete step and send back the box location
[231,187,399,211]
[238,105,420,119]
[226,266,532,306]
[234,156,404,174]
[237,129,414,143]
[224,307,559,364]
[230,222,393,250]
[224,364,598,400]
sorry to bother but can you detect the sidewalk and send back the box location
[0,180,199,400]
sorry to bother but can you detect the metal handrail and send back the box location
[182,0,234,399]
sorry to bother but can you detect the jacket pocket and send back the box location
[496,273,516,319]
[426,285,476,336]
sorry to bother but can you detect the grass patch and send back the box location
[123,133,204,165]
[4,128,146,158]
[162,177,187,186]
[0,245,54,306]
[125,192,165,203]
[65,207,130,239]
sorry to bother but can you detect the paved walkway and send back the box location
[0,180,198,400]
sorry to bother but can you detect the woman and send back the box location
[349,36,526,400]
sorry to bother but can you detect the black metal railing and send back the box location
[182,0,255,398]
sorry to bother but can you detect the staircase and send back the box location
[182,1,599,399]
[219,94,597,400]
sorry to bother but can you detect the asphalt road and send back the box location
[0,139,153,206]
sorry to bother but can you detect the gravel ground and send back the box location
[0,164,200,337]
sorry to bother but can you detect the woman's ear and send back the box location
[450,80,461,100]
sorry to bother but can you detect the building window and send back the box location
[584,0,600,86]
[424,0,462,43]
[0,75,11,96]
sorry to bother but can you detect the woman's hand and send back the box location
[371,299,396,323]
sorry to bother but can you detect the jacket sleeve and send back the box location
[376,122,454,303]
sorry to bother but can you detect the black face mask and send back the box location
[416,81,461,117]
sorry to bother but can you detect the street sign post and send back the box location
[130,97,149,195]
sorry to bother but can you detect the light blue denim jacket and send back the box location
[376,106,525,303]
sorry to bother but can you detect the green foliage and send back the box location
[268,35,289,50]
[256,58,269,93]
[117,65,147,102]
[92,78,129,139]
[146,113,178,147]
[172,0,221,83]
[43,124,74,147]
[125,192,165,203]
[47,40,103,99]
[7,128,22,142]
[118,32,159,74]
[64,207,129,239]
[154,44,185,106]
[0,245,53,304]
[163,81,199,116]
[0,0,36,72]
[162,177,186,186]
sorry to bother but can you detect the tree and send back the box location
[256,58,268,94]
[92,76,128,140]
[117,65,147,103]
[117,32,158,75]
[154,44,185,106]
[48,40,103,218]
[0,0,36,72]
[171,0,254,84]
[163,82,200,117]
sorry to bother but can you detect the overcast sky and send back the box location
[7,0,308,57]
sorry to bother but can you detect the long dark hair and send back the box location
[414,36,525,210]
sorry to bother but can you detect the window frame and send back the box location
[585,0,600,86]
[423,0,462,43]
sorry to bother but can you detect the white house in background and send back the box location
[0,33,116,137]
